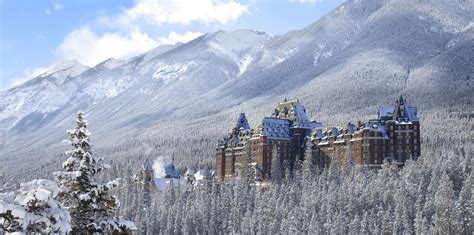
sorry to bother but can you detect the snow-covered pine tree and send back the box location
[432,173,457,234]
[455,173,472,234]
[53,111,136,233]
[0,179,71,234]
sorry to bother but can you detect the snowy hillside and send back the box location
[0,0,472,180]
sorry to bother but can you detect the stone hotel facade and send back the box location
[216,96,420,181]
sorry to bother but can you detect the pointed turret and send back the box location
[393,95,405,121]
[392,94,418,121]
[235,112,250,130]
[399,94,405,106]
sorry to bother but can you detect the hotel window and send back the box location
[406,139,410,144]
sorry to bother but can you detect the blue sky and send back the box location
[0,0,343,90]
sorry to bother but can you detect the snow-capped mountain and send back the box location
[0,30,270,132]
[0,0,472,179]
[0,60,89,131]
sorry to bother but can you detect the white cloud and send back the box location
[42,0,247,71]
[158,31,204,45]
[45,9,51,15]
[54,26,158,67]
[54,3,63,10]
[126,0,248,25]
[53,0,247,67]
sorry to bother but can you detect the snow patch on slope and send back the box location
[152,62,198,83]
[84,77,134,99]
[238,55,253,75]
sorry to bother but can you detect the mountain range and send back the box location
[0,0,472,179]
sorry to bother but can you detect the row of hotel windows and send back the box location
[361,138,418,144]
[392,132,418,137]
[361,131,418,139]
[389,125,418,131]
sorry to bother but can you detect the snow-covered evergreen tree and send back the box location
[53,111,136,233]
[432,173,457,234]
[455,173,472,234]
[0,179,71,233]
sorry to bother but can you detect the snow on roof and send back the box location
[396,121,414,125]
[259,117,291,138]
[406,107,418,121]
[311,128,324,140]
[164,163,180,178]
[368,120,389,139]
[185,168,195,176]
[379,96,418,122]
[292,104,312,126]
[273,99,318,129]
[193,169,215,186]
[379,105,394,119]
[392,95,419,122]
[194,169,206,180]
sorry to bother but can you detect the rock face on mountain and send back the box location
[0,0,472,178]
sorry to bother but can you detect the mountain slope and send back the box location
[0,0,472,180]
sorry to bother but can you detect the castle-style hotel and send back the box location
[216,96,420,181]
